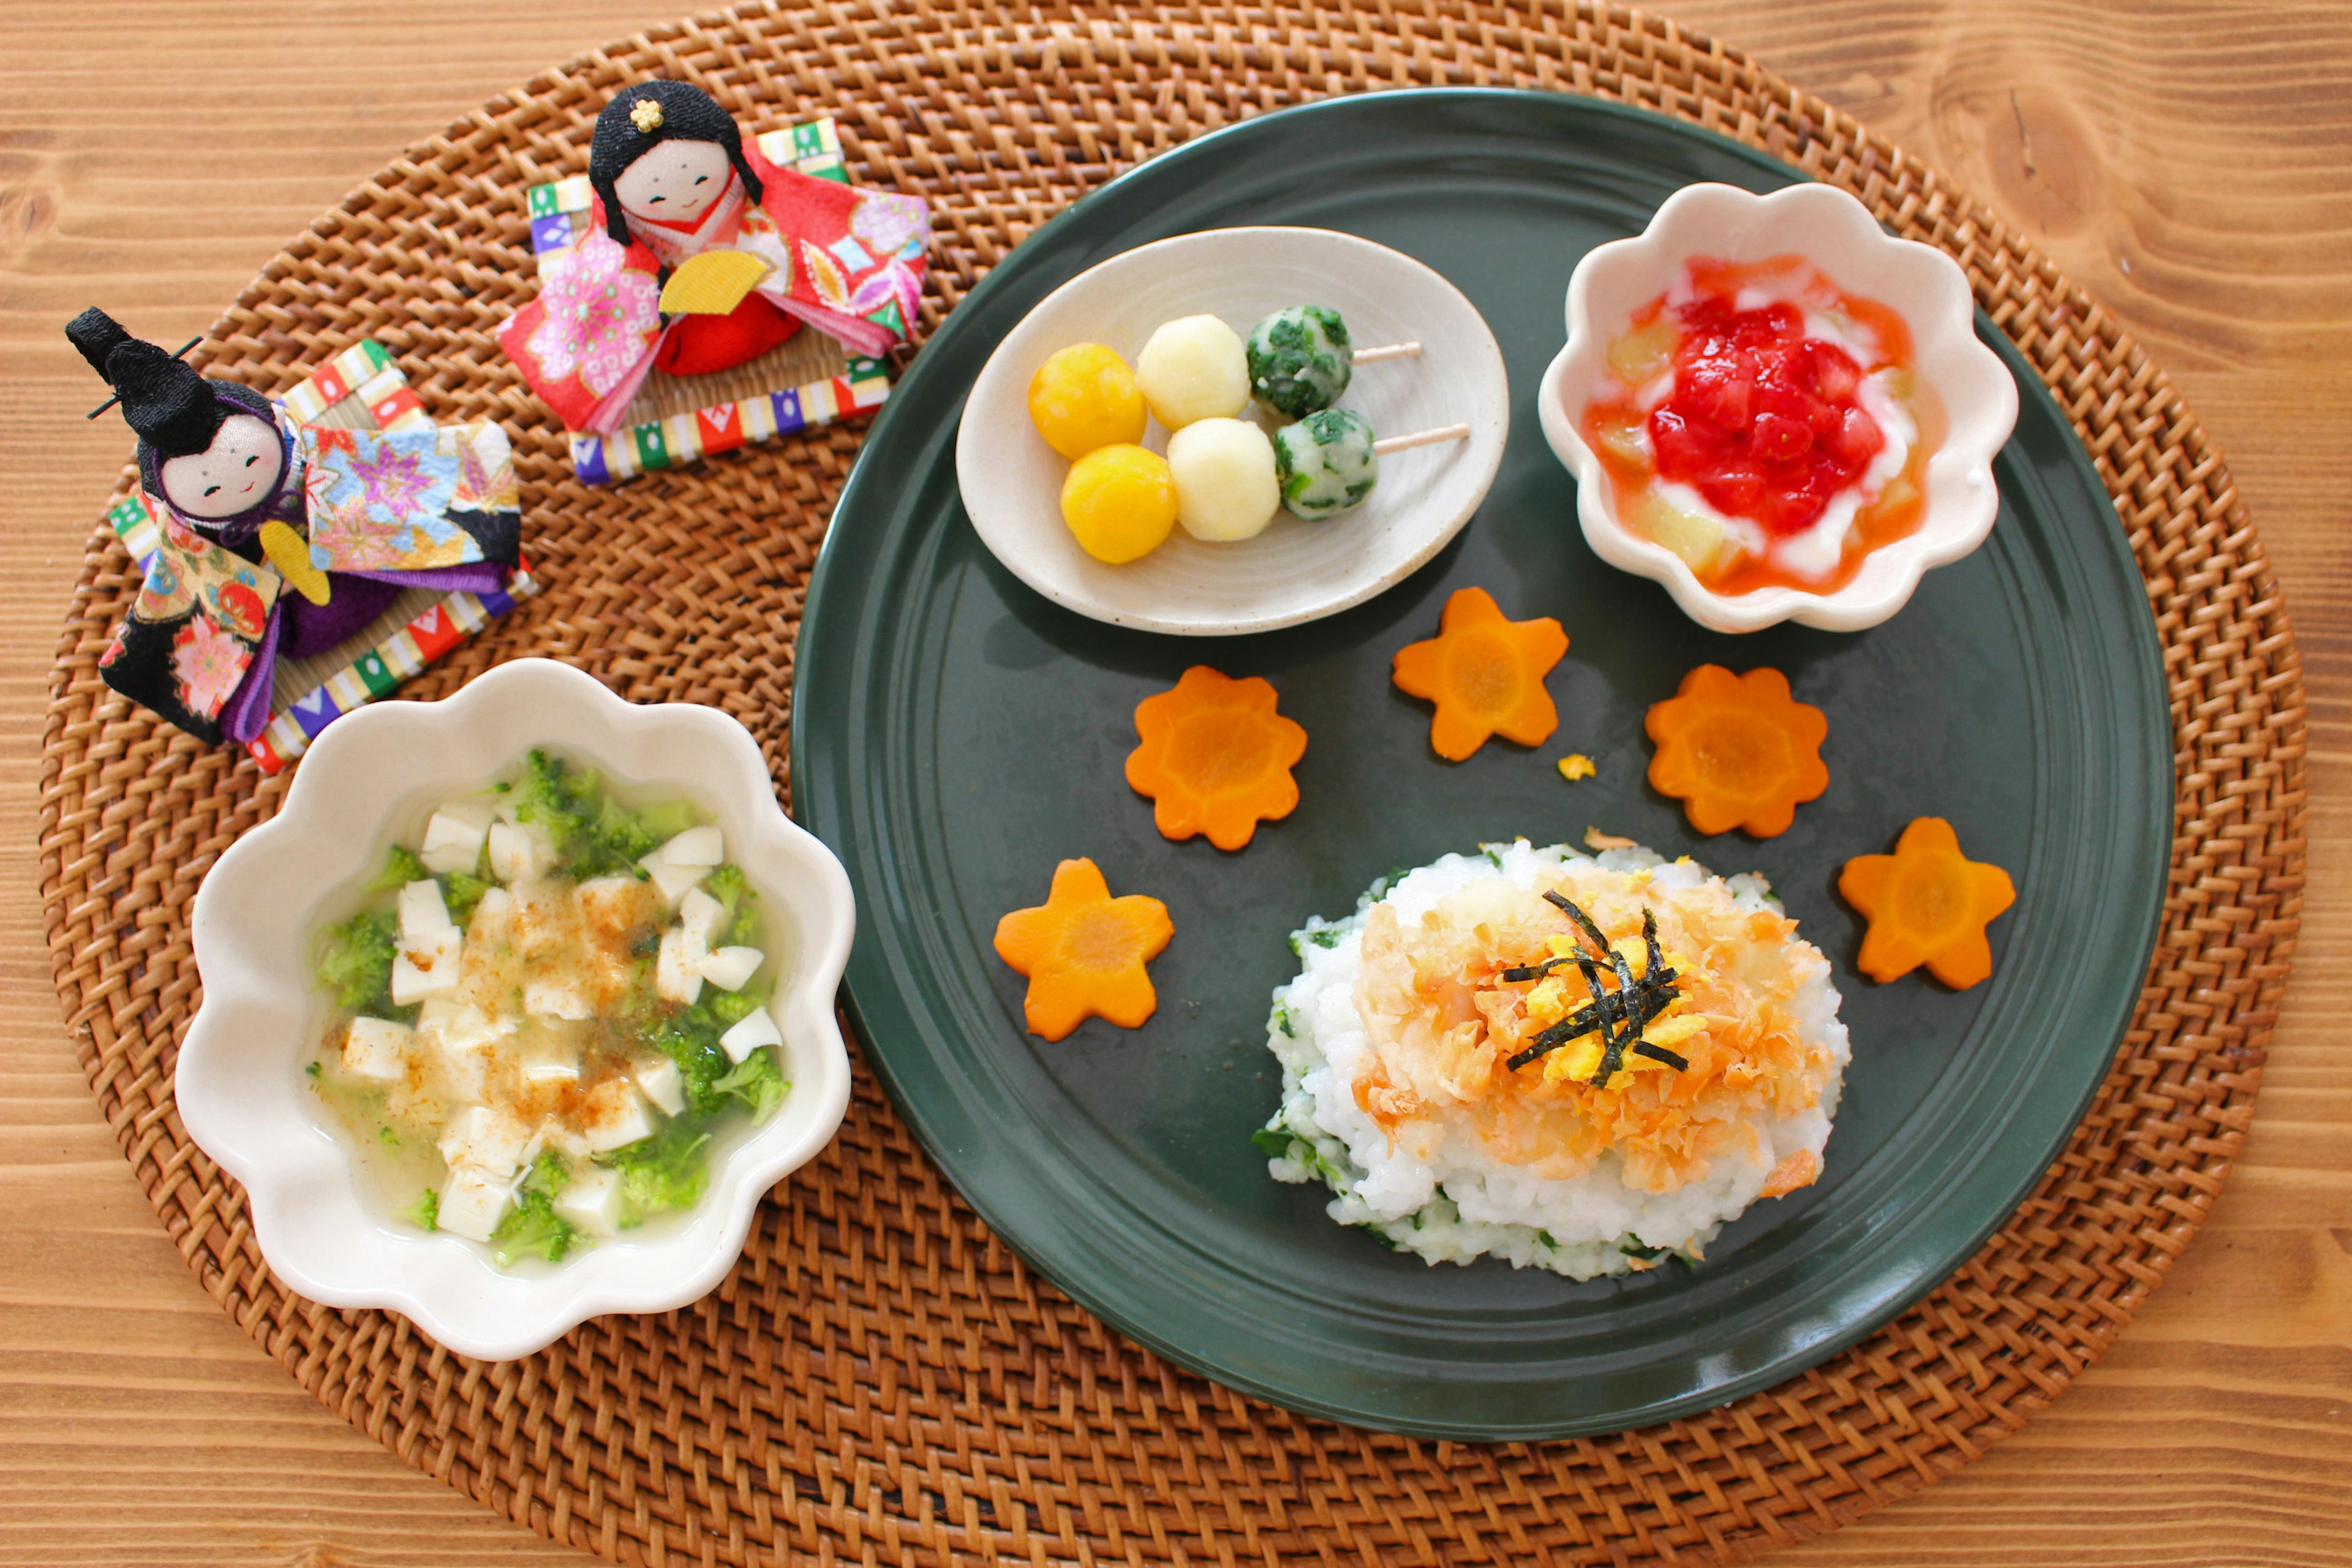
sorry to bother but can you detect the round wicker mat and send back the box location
[39,4,2304,1564]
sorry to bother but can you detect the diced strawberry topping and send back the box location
[1644,293,1887,535]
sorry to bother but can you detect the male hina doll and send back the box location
[499,78,930,434]
[69,309,524,745]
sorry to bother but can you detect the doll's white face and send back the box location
[613,140,733,225]
[158,413,284,520]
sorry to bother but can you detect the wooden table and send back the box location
[4,3,2345,1562]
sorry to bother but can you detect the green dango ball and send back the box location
[1273,408,1379,520]
[1247,305,1353,419]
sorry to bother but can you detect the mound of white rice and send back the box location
[1257,839,1849,1279]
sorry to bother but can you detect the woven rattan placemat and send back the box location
[39,4,2305,1564]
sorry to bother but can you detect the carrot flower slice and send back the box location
[1390,587,1570,761]
[1838,816,2016,988]
[1644,664,1829,837]
[993,858,1175,1041]
[1126,666,1308,851]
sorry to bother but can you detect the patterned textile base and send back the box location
[100,339,538,773]
[38,5,2305,1566]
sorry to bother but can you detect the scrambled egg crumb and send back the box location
[1556,753,1597,782]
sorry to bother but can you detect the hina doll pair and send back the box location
[74,80,930,751]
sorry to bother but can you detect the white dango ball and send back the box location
[1134,315,1249,430]
[1166,417,1280,542]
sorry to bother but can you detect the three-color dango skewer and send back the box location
[1029,305,1468,564]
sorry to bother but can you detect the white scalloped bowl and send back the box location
[176,658,855,1361]
[1538,182,2019,633]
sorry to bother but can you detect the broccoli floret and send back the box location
[605,1120,713,1213]
[491,1152,579,1267]
[710,1048,788,1121]
[649,1016,734,1114]
[441,872,490,924]
[366,843,428,892]
[704,988,761,1027]
[317,910,398,1012]
[512,749,703,880]
[400,1188,440,1232]
[594,796,658,863]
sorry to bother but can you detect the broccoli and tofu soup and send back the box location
[306,750,790,1268]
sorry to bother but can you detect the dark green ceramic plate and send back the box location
[792,90,2169,1440]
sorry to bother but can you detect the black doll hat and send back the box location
[66,307,222,456]
[588,80,764,247]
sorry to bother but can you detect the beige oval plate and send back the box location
[954,225,1509,636]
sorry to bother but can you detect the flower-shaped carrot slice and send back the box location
[1838,816,2016,988]
[1390,587,1570,760]
[1644,664,1828,837]
[993,858,1175,1041]
[1126,666,1308,851]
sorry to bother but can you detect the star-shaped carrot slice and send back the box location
[1644,664,1828,837]
[992,858,1174,1041]
[1838,816,2016,987]
[1125,666,1308,851]
[1390,587,1570,760]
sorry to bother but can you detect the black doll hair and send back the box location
[66,307,278,506]
[588,80,763,246]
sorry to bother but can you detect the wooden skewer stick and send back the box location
[1352,341,1422,364]
[1372,422,1470,456]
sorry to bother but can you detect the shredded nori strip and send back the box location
[1630,1041,1690,1072]
[1507,899,1686,1085]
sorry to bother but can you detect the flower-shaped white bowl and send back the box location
[957,225,1509,635]
[1537,182,2019,633]
[177,658,856,1361]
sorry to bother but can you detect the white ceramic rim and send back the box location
[955,224,1510,635]
[176,658,856,1360]
[1537,181,2021,633]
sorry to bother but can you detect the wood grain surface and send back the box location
[3,2,2346,1564]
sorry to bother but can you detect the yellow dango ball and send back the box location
[1028,343,1148,460]
[1060,443,1178,564]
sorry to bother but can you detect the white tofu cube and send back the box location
[486,821,555,883]
[340,1016,413,1082]
[677,887,727,948]
[635,1055,685,1115]
[554,1166,624,1237]
[435,1166,512,1243]
[413,999,489,1101]
[655,925,706,1006]
[520,1055,581,1090]
[718,1005,783,1063]
[390,925,464,1005]
[398,879,456,943]
[699,945,763,992]
[535,1119,592,1161]
[418,805,493,875]
[522,975,592,1020]
[436,1104,532,1182]
[577,875,658,938]
[467,883,514,935]
[638,847,707,905]
[660,825,724,866]
[578,1079,654,1153]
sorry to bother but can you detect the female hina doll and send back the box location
[69,309,524,745]
[499,78,930,434]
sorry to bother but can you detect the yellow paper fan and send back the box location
[658,249,775,316]
[258,521,331,606]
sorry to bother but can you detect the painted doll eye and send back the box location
[204,484,222,496]
[694,175,709,186]
[244,454,259,467]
